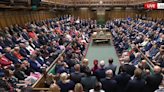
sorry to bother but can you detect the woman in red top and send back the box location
[23,23,29,31]
[28,28,36,38]
[13,47,24,60]
[91,60,101,76]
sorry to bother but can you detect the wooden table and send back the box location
[92,32,111,46]
[92,28,109,32]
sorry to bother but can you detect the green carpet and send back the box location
[84,39,120,73]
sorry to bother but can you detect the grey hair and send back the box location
[100,60,105,68]
[105,69,113,77]
[124,56,130,62]
[30,54,36,57]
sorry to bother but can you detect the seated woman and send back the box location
[91,60,100,76]
[58,73,75,92]
[21,60,35,76]
[5,69,30,91]
[14,63,37,84]
[138,37,148,48]
[13,47,24,60]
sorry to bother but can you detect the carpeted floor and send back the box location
[84,39,120,73]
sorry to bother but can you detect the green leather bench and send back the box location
[47,63,56,75]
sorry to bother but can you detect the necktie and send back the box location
[26,33,29,39]
[34,60,41,67]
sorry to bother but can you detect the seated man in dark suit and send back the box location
[130,53,141,65]
[19,43,30,58]
[95,60,106,81]
[12,32,21,44]
[100,69,117,92]
[118,56,135,76]
[115,65,131,92]
[56,62,68,74]
[70,64,85,84]
[28,54,44,73]
[33,37,42,48]
[143,66,163,92]
[5,47,20,64]
[55,60,61,73]
[22,29,30,40]
[4,34,15,48]
[13,24,22,33]
[141,40,152,52]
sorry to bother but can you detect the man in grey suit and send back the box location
[105,58,117,76]
[70,64,85,84]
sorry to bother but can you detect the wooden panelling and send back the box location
[0,16,7,28]
[0,9,164,29]
[11,17,17,25]
[0,10,56,29]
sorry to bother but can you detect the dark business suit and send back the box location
[19,48,29,57]
[22,33,30,40]
[130,57,141,65]
[70,72,85,84]
[56,66,68,74]
[67,59,76,69]
[118,64,135,76]
[81,76,97,92]
[38,35,48,45]
[5,52,19,64]
[105,64,117,76]
[33,40,42,48]
[14,70,26,80]
[115,73,131,92]
[28,58,42,73]
[4,38,14,47]
[58,80,75,92]
[36,57,45,66]
[12,36,20,44]
[144,42,152,51]
[126,78,145,92]
[13,27,21,33]
[95,68,106,81]
[142,74,163,92]
[100,78,117,92]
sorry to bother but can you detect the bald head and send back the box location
[5,47,11,53]
[105,69,113,78]
[153,66,161,74]
[100,60,105,68]
[141,60,146,65]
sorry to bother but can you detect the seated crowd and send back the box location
[47,16,164,92]
[0,14,163,92]
[0,14,92,91]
